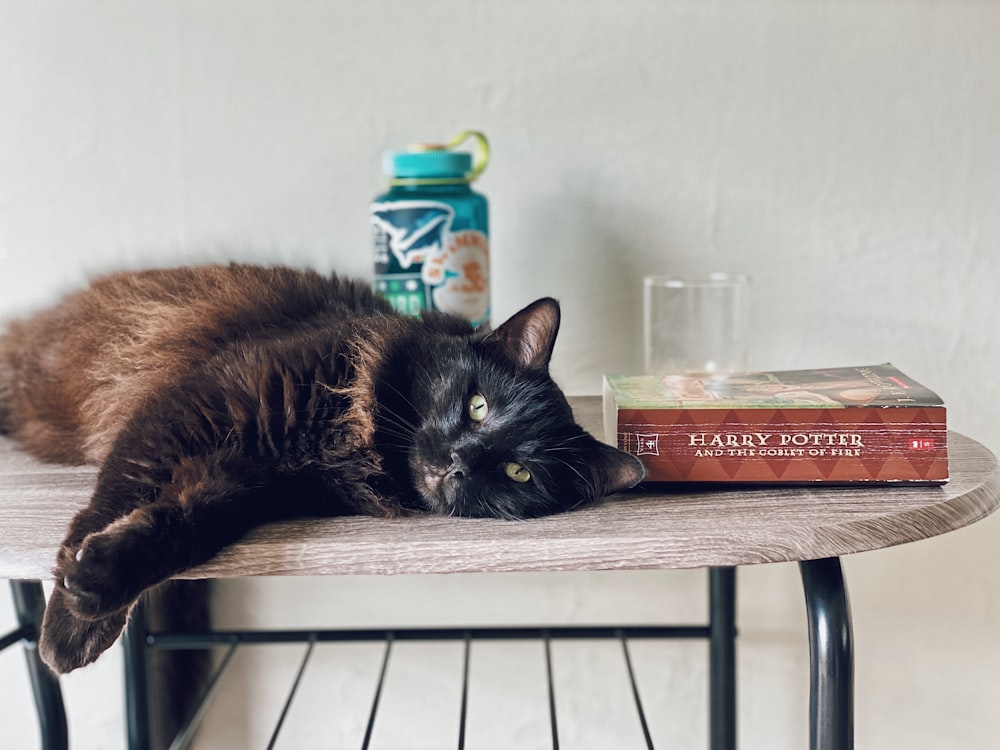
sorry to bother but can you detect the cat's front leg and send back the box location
[59,504,173,618]
[39,587,130,674]
[56,452,274,621]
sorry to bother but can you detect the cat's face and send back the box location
[378,299,645,519]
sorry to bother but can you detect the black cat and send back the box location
[0,263,644,673]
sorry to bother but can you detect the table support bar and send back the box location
[361,634,392,750]
[167,642,237,750]
[709,567,737,750]
[457,634,471,750]
[123,598,152,750]
[543,632,560,750]
[799,558,854,750]
[126,607,735,749]
[266,636,314,750]
[620,632,655,749]
[8,580,69,750]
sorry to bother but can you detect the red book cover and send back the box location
[603,364,948,484]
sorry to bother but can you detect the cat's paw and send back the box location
[59,530,141,619]
[39,586,129,674]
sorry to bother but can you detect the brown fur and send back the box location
[1,264,410,672]
[0,263,645,675]
[1,265,387,463]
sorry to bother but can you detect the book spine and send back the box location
[614,407,948,483]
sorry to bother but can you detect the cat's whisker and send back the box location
[375,431,414,445]
[544,433,590,450]
[375,411,419,444]
[378,410,417,433]
[378,380,421,417]
[546,455,595,496]
[374,415,417,441]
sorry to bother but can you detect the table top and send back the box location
[1,397,998,581]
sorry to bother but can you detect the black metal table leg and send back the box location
[123,596,152,750]
[799,558,854,750]
[9,580,69,750]
[709,566,737,750]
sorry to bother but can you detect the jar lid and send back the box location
[383,148,473,180]
[382,131,489,185]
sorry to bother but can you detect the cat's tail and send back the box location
[0,331,15,435]
[146,581,213,750]
[0,393,10,435]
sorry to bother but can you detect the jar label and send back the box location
[371,200,490,326]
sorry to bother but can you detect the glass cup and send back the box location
[642,272,750,376]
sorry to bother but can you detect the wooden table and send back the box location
[2,397,999,750]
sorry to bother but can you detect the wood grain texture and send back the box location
[1,397,998,581]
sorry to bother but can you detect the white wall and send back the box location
[2,1,998,747]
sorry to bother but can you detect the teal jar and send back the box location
[370,131,490,327]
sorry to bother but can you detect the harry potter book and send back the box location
[603,364,948,484]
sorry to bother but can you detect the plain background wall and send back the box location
[1,1,998,747]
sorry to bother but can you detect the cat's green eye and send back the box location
[468,393,488,423]
[504,462,531,483]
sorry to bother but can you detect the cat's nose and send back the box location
[447,452,466,479]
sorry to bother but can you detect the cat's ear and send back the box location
[587,440,647,497]
[484,298,560,370]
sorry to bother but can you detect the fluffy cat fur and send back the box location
[0,263,644,674]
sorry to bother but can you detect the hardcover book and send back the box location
[603,364,948,484]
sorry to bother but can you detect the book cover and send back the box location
[603,363,948,484]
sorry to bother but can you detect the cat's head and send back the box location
[380,298,645,519]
